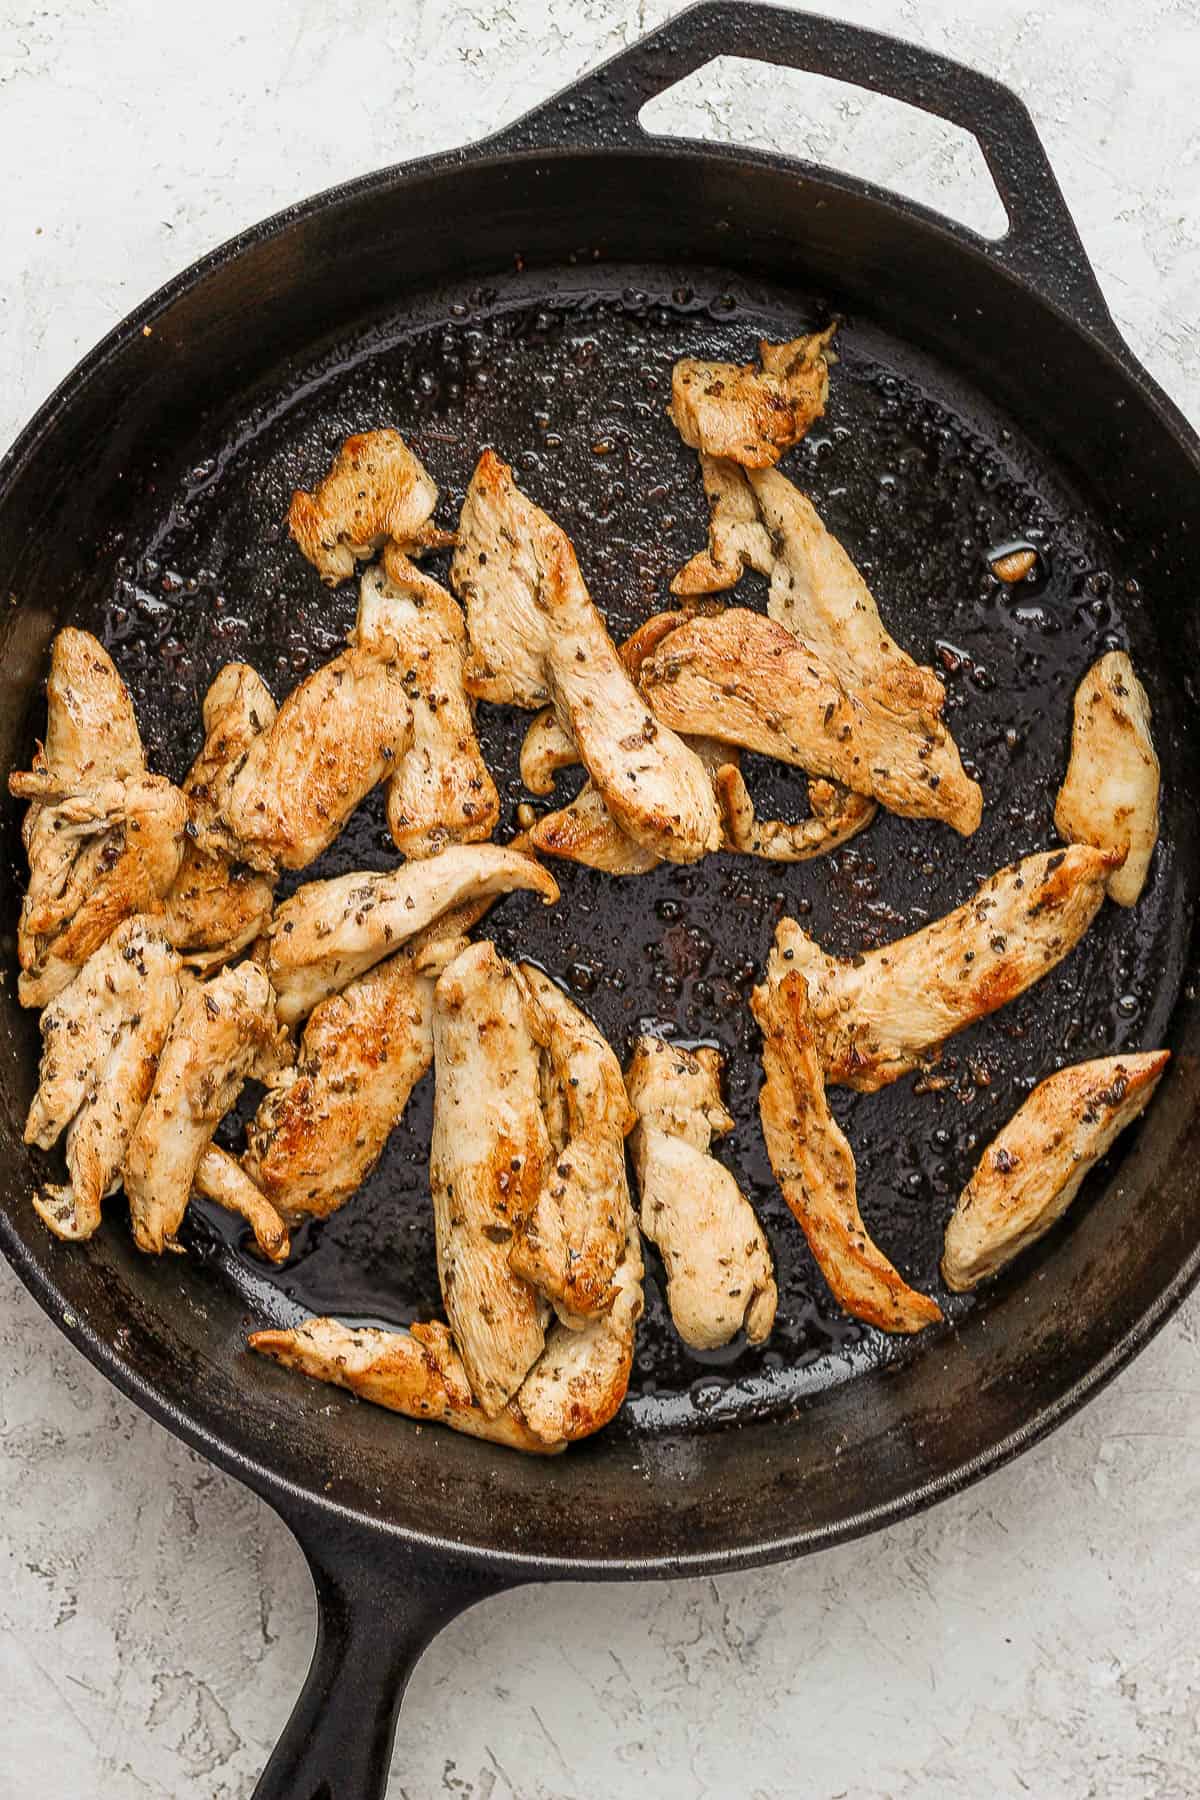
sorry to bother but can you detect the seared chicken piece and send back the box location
[516,1215,644,1445]
[640,608,982,835]
[356,552,499,857]
[220,640,414,872]
[33,627,145,786]
[452,450,721,864]
[244,930,466,1220]
[752,961,942,1333]
[508,966,633,1321]
[193,1147,290,1264]
[288,429,453,587]
[716,767,877,862]
[776,843,1122,1092]
[12,771,187,1009]
[248,1316,563,1454]
[668,328,836,468]
[263,843,559,1026]
[625,1036,777,1349]
[124,962,292,1255]
[524,782,662,876]
[942,1051,1170,1291]
[430,942,551,1415]
[672,454,774,595]
[163,663,278,970]
[1055,651,1160,907]
[24,916,183,1242]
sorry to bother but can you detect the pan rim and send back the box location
[3,135,1200,1575]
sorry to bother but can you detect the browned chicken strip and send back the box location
[244,931,466,1220]
[668,328,836,468]
[124,962,292,1254]
[163,663,278,970]
[715,767,877,862]
[671,454,774,595]
[625,1037,777,1349]
[776,843,1122,1092]
[639,607,982,835]
[357,551,499,857]
[508,966,634,1322]
[452,450,721,864]
[288,429,453,586]
[752,961,942,1333]
[25,916,183,1242]
[1054,651,1160,907]
[33,627,145,786]
[430,942,551,1415]
[263,843,559,1026]
[12,771,187,1009]
[942,1051,1170,1290]
[516,1215,644,1445]
[193,1147,290,1264]
[249,1316,564,1454]
[220,640,414,872]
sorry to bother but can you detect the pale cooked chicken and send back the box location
[244,929,467,1220]
[356,552,499,857]
[248,1316,563,1453]
[263,843,559,1026]
[942,1051,1170,1291]
[1055,651,1159,907]
[24,916,183,1242]
[715,768,877,862]
[288,429,453,586]
[219,640,414,872]
[508,965,633,1321]
[672,454,774,595]
[668,328,836,468]
[162,663,278,970]
[451,450,722,864]
[639,607,982,835]
[430,941,551,1415]
[776,843,1122,1092]
[124,961,292,1254]
[516,1215,644,1445]
[625,1036,777,1350]
[30,626,145,786]
[752,960,942,1333]
[193,1147,290,1264]
[11,770,187,1009]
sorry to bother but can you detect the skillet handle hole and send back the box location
[639,57,1009,242]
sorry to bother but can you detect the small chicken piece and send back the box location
[356,553,499,857]
[35,627,145,787]
[525,782,662,876]
[671,454,774,595]
[776,843,1122,1093]
[515,1215,645,1445]
[12,772,188,1008]
[640,608,982,835]
[193,1147,290,1264]
[752,963,942,1333]
[668,328,836,468]
[263,843,559,1026]
[123,962,292,1255]
[248,1316,562,1454]
[288,429,453,587]
[942,1051,1170,1291]
[508,966,633,1322]
[163,664,279,970]
[452,451,721,864]
[1054,651,1160,907]
[716,767,877,862]
[24,916,183,1242]
[430,942,551,1415]
[519,705,586,796]
[244,930,466,1220]
[625,1037,777,1350]
[220,640,414,872]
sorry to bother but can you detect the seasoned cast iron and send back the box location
[2,7,1198,1795]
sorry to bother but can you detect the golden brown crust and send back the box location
[668,329,836,468]
[1055,651,1159,907]
[288,429,453,586]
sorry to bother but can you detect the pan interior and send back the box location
[4,258,1195,1539]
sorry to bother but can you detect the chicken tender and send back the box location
[1055,651,1159,906]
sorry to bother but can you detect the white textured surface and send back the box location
[2,2,1199,1795]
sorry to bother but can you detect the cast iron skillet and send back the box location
[2,6,1199,1795]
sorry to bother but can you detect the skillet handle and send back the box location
[487,0,1119,347]
[252,1517,516,1800]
